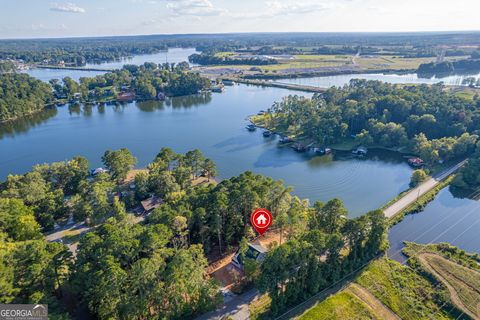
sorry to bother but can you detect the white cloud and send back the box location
[266,1,328,15]
[50,2,86,13]
[30,23,68,31]
[230,0,339,19]
[166,0,227,17]
[129,0,158,3]
[142,19,158,26]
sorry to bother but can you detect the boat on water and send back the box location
[352,146,368,156]
[279,136,293,144]
[263,130,273,137]
[312,147,332,155]
[222,79,235,86]
[246,124,256,131]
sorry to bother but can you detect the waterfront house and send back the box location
[408,157,425,167]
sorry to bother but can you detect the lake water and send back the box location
[23,47,198,82]
[277,72,480,88]
[0,83,412,217]
[388,187,480,262]
[84,47,199,69]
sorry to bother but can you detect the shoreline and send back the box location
[248,114,413,155]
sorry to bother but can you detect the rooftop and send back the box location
[140,196,163,212]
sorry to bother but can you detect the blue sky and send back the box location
[1,0,480,39]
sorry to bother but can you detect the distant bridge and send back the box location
[222,78,327,93]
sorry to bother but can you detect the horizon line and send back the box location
[1,29,480,41]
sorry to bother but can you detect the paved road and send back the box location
[195,289,259,320]
[383,159,468,218]
[45,214,145,255]
[45,222,90,242]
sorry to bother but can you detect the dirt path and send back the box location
[418,253,479,320]
[348,283,400,320]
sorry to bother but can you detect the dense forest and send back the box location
[417,58,480,77]
[0,147,387,319]
[453,141,480,190]
[257,80,480,164]
[0,61,16,73]
[0,73,53,122]
[51,62,210,102]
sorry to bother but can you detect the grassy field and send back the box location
[355,259,452,320]
[196,53,469,76]
[249,294,271,320]
[299,290,376,320]
[404,243,480,319]
[214,51,235,58]
[422,254,480,318]
[355,56,436,70]
[403,242,480,271]
[260,55,351,72]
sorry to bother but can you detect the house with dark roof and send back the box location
[232,243,267,269]
[140,196,163,213]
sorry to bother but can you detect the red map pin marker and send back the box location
[250,208,273,235]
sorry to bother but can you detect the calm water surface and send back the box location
[0,84,412,217]
[388,187,480,262]
[23,48,198,82]
[84,47,199,69]
[277,72,480,88]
